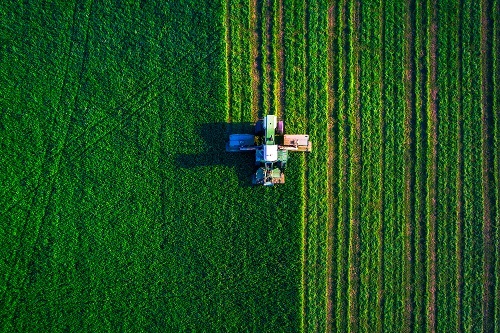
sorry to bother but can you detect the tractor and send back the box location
[226,115,311,186]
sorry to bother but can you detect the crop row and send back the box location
[331,0,350,331]
[462,1,485,332]
[224,0,251,125]
[303,0,330,331]
[435,0,459,331]
[278,0,499,332]
[358,0,383,331]
[282,0,308,331]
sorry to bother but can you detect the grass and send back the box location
[1,1,301,331]
[1,0,499,332]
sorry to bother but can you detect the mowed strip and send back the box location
[225,0,250,124]
[304,0,329,330]
[250,0,263,119]
[224,0,232,123]
[274,0,285,119]
[335,0,351,330]
[282,0,308,330]
[261,0,273,115]
[381,0,406,330]
[347,0,362,330]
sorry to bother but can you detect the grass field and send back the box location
[1,0,499,332]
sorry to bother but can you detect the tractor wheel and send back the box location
[276,120,284,135]
[255,120,264,135]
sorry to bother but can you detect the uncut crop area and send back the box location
[0,0,498,332]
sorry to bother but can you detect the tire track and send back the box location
[479,0,495,330]
[0,0,96,327]
[0,0,79,214]
[0,38,218,219]
[0,21,205,214]
[62,47,218,161]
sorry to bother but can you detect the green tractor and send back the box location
[226,115,311,186]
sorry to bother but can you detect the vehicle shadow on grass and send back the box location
[175,122,257,187]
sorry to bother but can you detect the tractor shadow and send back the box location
[175,122,257,187]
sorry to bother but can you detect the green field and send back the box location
[1,0,499,332]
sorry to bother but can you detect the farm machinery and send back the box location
[226,115,311,186]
